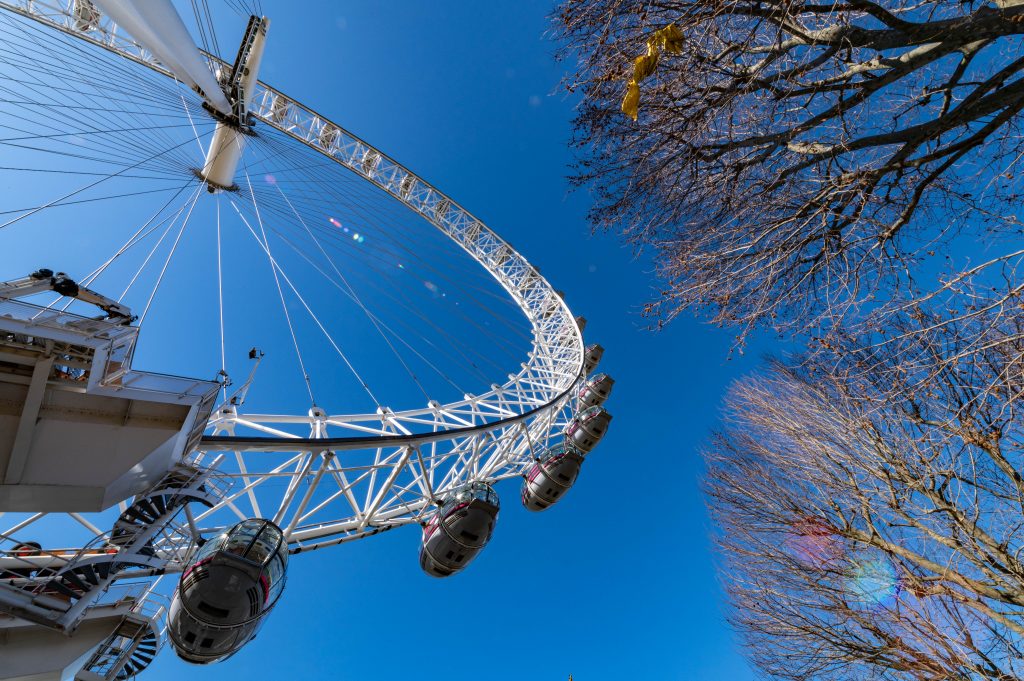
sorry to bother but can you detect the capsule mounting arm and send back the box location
[196,16,270,192]
[0,269,133,321]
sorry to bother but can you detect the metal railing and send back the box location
[76,581,170,681]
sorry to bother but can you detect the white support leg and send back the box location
[199,125,246,191]
[196,17,270,192]
[4,356,54,485]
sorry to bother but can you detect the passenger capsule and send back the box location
[578,373,615,408]
[583,343,604,373]
[168,519,288,664]
[419,482,499,578]
[565,405,612,453]
[521,442,585,512]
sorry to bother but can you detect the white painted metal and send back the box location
[89,0,231,114]
[0,612,129,680]
[0,299,220,512]
[0,25,607,679]
[199,124,246,191]
[198,17,270,191]
[0,0,588,555]
[0,580,171,681]
[0,1,584,435]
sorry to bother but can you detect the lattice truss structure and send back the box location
[0,0,587,561]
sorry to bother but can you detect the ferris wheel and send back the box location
[0,1,615,678]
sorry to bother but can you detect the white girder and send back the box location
[0,0,591,557]
[0,0,584,436]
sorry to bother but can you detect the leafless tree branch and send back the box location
[705,310,1024,679]
[554,0,1024,344]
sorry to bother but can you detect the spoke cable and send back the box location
[216,195,228,400]
[138,182,205,326]
[119,182,203,302]
[273,181,433,402]
[238,170,318,407]
[0,135,201,231]
[231,191,383,410]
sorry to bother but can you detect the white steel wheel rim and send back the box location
[0,0,587,557]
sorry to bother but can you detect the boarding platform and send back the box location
[0,272,219,512]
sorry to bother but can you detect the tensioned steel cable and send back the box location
[138,181,205,326]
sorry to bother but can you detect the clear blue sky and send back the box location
[152,2,760,679]
[1,1,774,678]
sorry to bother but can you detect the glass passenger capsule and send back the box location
[565,405,612,453]
[520,442,585,512]
[419,482,499,578]
[583,343,604,373]
[168,518,288,664]
[578,373,614,408]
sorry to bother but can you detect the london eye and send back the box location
[0,2,614,677]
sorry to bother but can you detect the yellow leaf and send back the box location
[622,81,641,121]
[620,23,682,120]
[634,52,660,81]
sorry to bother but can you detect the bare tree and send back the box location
[554,0,1024,340]
[704,312,1024,679]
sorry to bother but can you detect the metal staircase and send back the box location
[73,586,170,681]
[0,463,227,633]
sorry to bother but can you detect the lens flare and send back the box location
[847,557,901,610]
[786,516,844,569]
[328,217,342,228]
[264,174,277,185]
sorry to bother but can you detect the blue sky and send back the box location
[155,3,762,678]
[0,1,781,678]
